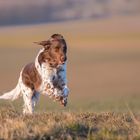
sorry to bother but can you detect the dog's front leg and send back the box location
[57,64,69,97]
[32,91,40,107]
[55,64,69,106]
[45,82,55,98]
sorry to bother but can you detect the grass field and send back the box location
[0,15,140,139]
[0,107,140,140]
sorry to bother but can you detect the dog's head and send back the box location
[36,34,67,68]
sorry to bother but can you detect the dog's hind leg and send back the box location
[20,84,35,114]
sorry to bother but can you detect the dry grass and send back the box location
[0,107,140,140]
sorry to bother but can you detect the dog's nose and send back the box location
[61,56,67,62]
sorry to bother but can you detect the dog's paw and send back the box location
[60,97,67,107]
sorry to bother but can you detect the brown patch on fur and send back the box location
[37,34,67,68]
[22,63,42,91]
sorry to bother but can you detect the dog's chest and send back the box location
[38,63,57,94]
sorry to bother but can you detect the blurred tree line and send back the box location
[0,0,139,25]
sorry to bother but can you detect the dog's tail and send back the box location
[0,71,23,101]
[0,83,21,101]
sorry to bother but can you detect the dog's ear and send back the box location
[34,40,51,49]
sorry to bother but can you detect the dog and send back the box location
[0,34,69,114]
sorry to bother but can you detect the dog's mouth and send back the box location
[49,62,65,68]
[49,64,57,68]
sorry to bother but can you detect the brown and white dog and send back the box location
[0,34,69,114]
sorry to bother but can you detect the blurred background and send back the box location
[0,0,140,112]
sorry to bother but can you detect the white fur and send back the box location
[0,48,69,114]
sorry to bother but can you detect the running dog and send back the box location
[0,34,69,114]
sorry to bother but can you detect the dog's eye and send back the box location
[54,47,59,52]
